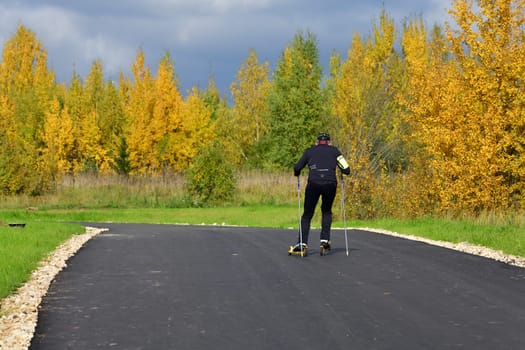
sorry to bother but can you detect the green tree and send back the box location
[320,50,344,139]
[201,78,224,121]
[113,136,133,175]
[263,31,323,168]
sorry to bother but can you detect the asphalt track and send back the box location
[30,223,525,350]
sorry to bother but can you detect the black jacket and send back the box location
[294,144,350,183]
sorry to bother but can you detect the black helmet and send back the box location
[317,132,330,141]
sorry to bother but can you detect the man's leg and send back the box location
[300,182,321,244]
[320,182,337,241]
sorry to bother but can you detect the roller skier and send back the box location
[288,132,350,256]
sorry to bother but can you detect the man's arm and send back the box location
[294,151,309,176]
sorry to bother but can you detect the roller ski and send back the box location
[320,240,332,256]
[288,243,308,257]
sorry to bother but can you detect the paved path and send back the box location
[30,224,525,349]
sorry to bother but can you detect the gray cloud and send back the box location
[0,0,451,95]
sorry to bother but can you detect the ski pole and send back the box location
[340,173,349,256]
[297,177,304,255]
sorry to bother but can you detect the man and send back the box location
[291,132,350,254]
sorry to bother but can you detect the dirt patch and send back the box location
[0,227,107,350]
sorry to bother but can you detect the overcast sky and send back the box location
[0,0,452,96]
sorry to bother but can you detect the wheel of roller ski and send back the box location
[320,241,332,256]
[288,246,307,257]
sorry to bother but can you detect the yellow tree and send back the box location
[98,80,127,171]
[170,87,214,171]
[334,11,404,171]
[78,110,108,173]
[0,24,56,193]
[151,52,183,172]
[126,49,156,174]
[63,72,87,174]
[403,0,525,214]
[400,18,460,215]
[444,0,525,211]
[0,25,56,144]
[126,51,184,174]
[79,60,113,173]
[65,72,86,123]
[0,95,25,193]
[41,97,77,179]
[220,50,270,166]
[332,11,406,218]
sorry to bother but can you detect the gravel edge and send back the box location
[0,227,107,350]
[353,227,525,268]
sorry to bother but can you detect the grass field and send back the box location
[0,220,84,300]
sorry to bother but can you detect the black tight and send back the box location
[299,181,337,244]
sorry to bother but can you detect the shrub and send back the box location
[185,141,236,206]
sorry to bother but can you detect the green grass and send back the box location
[13,206,301,228]
[0,219,84,299]
[350,217,525,257]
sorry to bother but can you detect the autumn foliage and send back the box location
[0,0,524,216]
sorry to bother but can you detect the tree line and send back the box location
[0,0,523,218]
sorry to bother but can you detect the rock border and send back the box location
[0,227,107,350]
[353,227,525,268]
